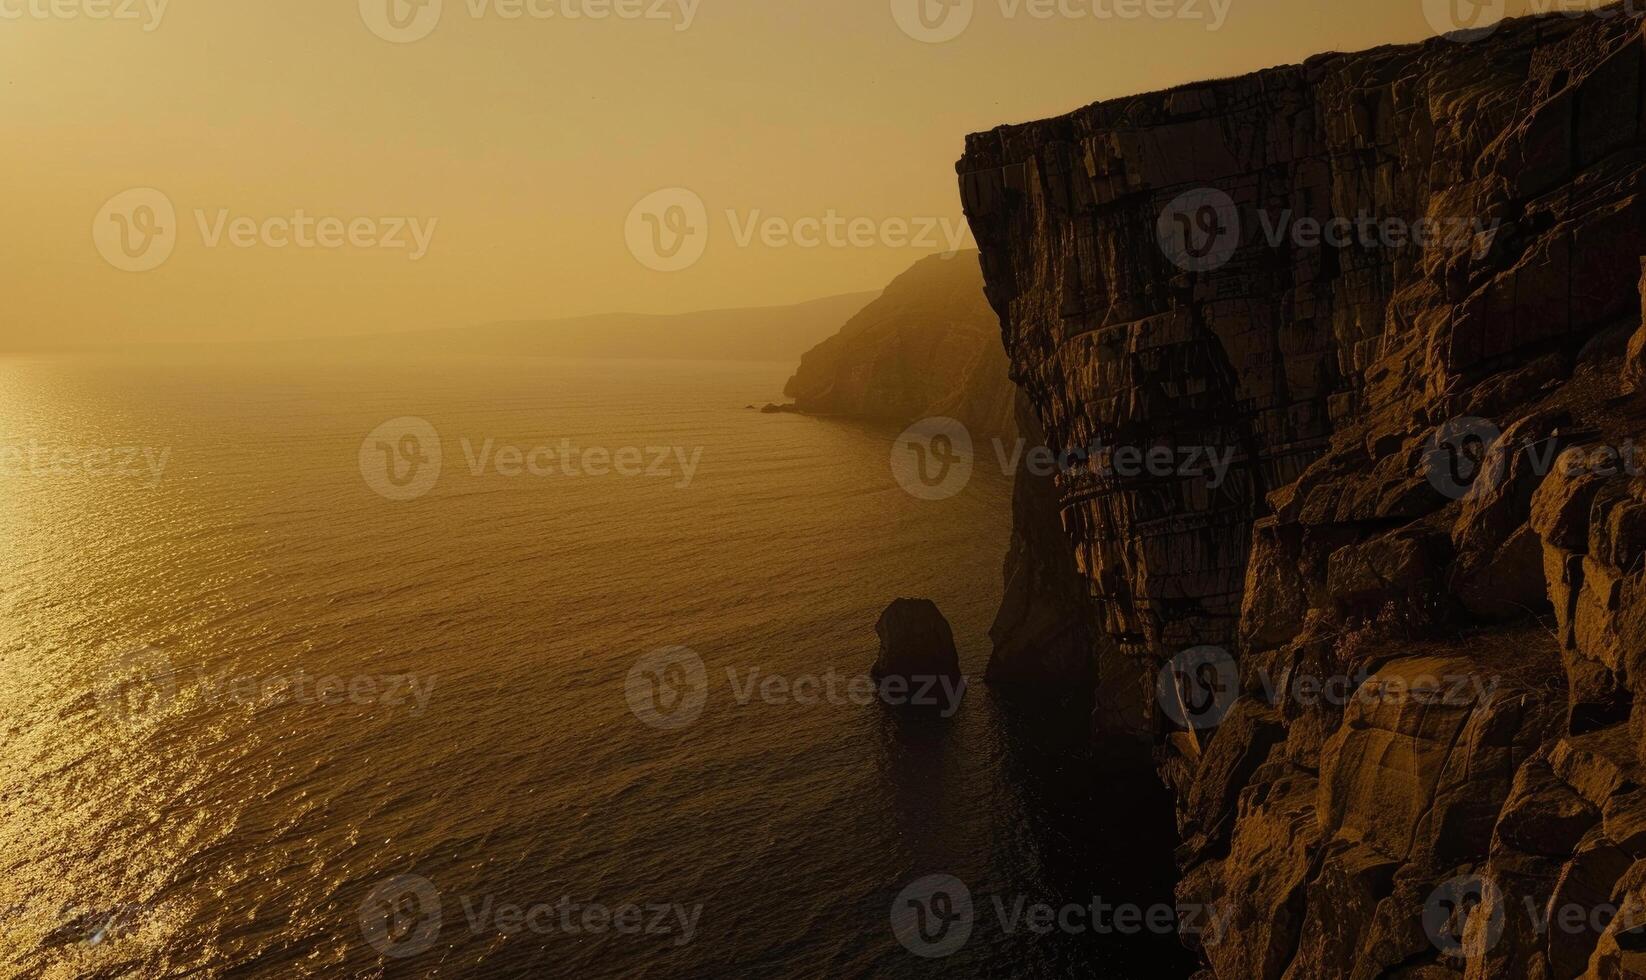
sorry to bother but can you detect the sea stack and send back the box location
[872,598,963,696]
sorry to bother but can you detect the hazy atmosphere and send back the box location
[2,0,1528,348]
[10,1,1646,978]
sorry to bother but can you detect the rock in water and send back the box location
[872,599,964,710]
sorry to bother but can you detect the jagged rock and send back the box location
[1547,828,1635,976]
[1496,757,1602,858]
[1626,262,1646,394]
[1188,766,1321,979]
[1531,451,1611,552]
[1178,702,1286,863]
[1581,860,1646,977]
[872,598,962,688]
[1286,841,1398,979]
[988,392,1154,757]
[957,4,1646,974]
[1607,788,1646,858]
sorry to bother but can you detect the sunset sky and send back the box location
[0,0,1583,348]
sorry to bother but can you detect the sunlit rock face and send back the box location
[960,7,1646,976]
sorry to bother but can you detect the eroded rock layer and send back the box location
[960,8,1646,976]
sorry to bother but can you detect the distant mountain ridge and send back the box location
[781,251,1014,438]
[383,292,878,362]
[75,291,879,363]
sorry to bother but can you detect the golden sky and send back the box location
[0,0,1583,348]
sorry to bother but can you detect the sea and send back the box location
[0,353,1191,978]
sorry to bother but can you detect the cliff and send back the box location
[959,6,1646,977]
[783,253,1118,724]
[783,252,1016,438]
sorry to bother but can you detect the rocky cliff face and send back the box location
[960,7,1646,976]
[785,253,1119,720]
[784,251,1016,439]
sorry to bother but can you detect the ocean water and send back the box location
[0,354,1189,978]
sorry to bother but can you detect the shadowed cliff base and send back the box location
[780,252,1152,764]
[960,3,1646,976]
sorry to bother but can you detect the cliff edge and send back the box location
[960,6,1646,976]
